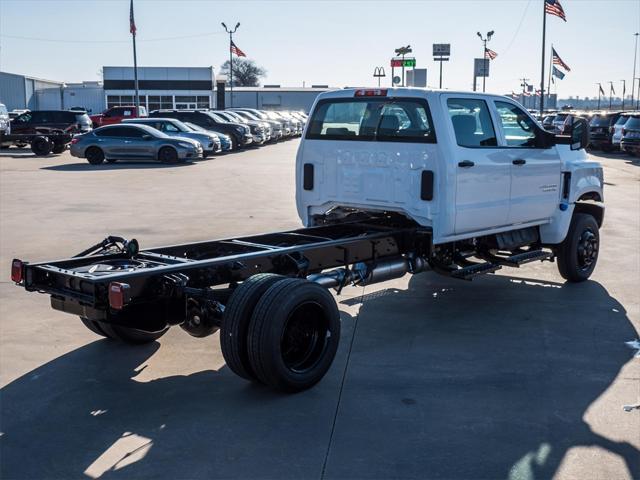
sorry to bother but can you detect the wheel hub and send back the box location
[577,229,598,269]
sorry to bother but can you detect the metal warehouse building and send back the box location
[225,87,330,112]
[103,66,215,111]
[0,71,65,111]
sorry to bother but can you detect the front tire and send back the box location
[31,136,52,156]
[247,278,341,392]
[556,213,599,282]
[85,146,105,165]
[158,146,178,163]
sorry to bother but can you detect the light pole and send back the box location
[221,21,240,108]
[631,33,639,109]
[477,30,494,93]
[621,79,626,110]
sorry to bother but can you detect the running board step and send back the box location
[495,250,552,268]
[450,262,501,281]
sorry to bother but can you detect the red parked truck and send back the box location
[90,106,148,128]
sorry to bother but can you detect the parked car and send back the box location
[183,122,233,152]
[123,117,221,156]
[150,110,252,149]
[542,114,556,131]
[70,123,202,165]
[10,110,92,135]
[551,112,575,134]
[90,106,148,128]
[0,103,10,136]
[611,113,635,150]
[620,115,640,156]
[231,109,284,141]
[589,112,623,152]
[212,110,270,144]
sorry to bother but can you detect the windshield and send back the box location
[184,122,205,132]
[208,112,228,123]
[590,115,612,127]
[306,98,435,143]
[554,114,569,122]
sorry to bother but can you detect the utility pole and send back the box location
[519,77,530,107]
[477,30,494,93]
[632,33,639,109]
[221,22,240,108]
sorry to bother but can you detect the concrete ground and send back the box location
[0,141,638,480]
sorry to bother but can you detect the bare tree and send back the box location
[219,58,267,87]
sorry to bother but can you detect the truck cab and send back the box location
[297,88,604,282]
[90,106,148,128]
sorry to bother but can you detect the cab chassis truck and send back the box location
[11,89,604,392]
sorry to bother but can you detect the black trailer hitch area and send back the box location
[74,236,139,258]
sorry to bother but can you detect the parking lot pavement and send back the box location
[0,144,638,479]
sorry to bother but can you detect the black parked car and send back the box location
[589,112,623,152]
[10,110,92,136]
[150,110,252,149]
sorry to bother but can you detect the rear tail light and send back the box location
[108,282,131,310]
[71,137,80,144]
[354,89,388,97]
[11,259,24,283]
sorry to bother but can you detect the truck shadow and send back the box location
[41,161,197,172]
[0,275,637,479]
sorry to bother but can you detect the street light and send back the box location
[477,30,494,92]
[221,22,241,108]
[631,33,639,109]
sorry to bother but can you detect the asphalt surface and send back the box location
[0,141,638,480]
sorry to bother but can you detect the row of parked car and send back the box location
[0,103,309,163]
[541,109,640,156]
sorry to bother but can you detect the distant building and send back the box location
[224,86,332,112]
[0,71,65,111]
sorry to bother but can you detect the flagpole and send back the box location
[539,2,546,116]
[547,43,553,109]
[222,22,240,109]
[130,0,139,111]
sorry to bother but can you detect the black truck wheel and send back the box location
[158,147,178,163]
[247,278,341,392]
[51,142,66,154]
[221,273,286,381]
[31,136,52,156]
[556,213,600,282]
[80,317,168,343]
[85,147,105,165]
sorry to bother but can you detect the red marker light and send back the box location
[71,137,81,145]
[354,89,388,97]
[108,282,131,310]
[11,259,24,283]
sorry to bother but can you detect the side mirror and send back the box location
[535,128,556,149]
[570,118,589,150]
[141,134,152,140]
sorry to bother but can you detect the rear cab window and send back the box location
[306,97,435,143]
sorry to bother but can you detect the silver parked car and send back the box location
[123,117,221,156]
[70,124,202,165]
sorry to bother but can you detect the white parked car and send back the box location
[297,88,604,282]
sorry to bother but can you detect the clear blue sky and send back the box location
[0,0,638,98]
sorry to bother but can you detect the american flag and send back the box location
[230,40,246,57]
[552,47,570,71]
[129,0,136,35]
[535,89,542,96]
[598,84,605,95]
[484,48,498,60]
[545,0,567,22]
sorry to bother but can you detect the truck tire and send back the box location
[556,213,599,282]
[52,142,66,154]
[31,136,52,156]
[79,317,168,344]
[85,147,105,165]
[247,278,341,392]
[221,273,286,381]
[158,146,178,163]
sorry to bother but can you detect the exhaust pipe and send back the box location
[308,255,429,290]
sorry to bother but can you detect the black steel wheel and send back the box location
[158,146,178,163]
[556,213,600,282]
[31,136,52,156]
[51,142,66,154]
[79,317,169,344]
[247,278,340,392]
[85,147,105,165]
[221,273,286,381]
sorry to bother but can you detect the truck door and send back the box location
[444,96,511,234]
[492,100,561,224]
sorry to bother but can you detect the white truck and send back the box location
[12,88,603,392]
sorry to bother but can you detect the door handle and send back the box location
[512,159,526,165]
[458,160,475,168]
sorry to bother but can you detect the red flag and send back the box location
[129,0,136,35]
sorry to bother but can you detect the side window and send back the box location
[120,126,146,138]
[495,101,537,147]
[163,123,180,132]
[446,98,497,147]
[14,113,32,123]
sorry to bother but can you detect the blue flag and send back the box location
[552,66,565,80]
